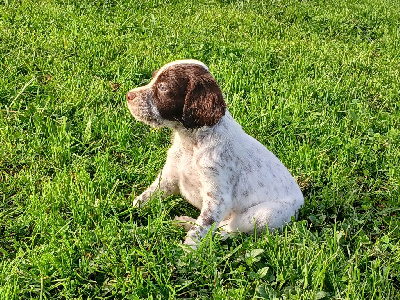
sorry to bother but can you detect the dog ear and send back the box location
[182,74,226,128]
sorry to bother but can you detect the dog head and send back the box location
[126,60,226,129]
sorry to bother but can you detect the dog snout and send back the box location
[126,91,136,101]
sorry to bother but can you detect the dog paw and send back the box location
[132,196,141,207]
[183,235,200,251]
[174,216,196,231]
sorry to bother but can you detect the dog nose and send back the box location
[126,92,136,101]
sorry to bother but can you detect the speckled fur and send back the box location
[126,60,304,247]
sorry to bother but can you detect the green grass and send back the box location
[1,0,399,298]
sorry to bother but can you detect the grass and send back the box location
[0,0,399,298]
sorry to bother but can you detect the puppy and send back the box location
[126,60,304,246]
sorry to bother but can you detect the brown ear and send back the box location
[182,74,226,128]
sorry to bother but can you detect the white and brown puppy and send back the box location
[126,59,304,246]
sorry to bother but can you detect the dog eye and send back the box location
[158,83,168,92]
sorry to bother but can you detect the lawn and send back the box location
[0,0,399,299]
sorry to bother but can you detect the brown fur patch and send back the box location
[152,64,226,128]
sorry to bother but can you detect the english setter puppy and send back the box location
[126,60,304,247]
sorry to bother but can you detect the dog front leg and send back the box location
[183,196,228,247]
[133,171,178,207]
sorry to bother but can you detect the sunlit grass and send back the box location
[0,0,399,299]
